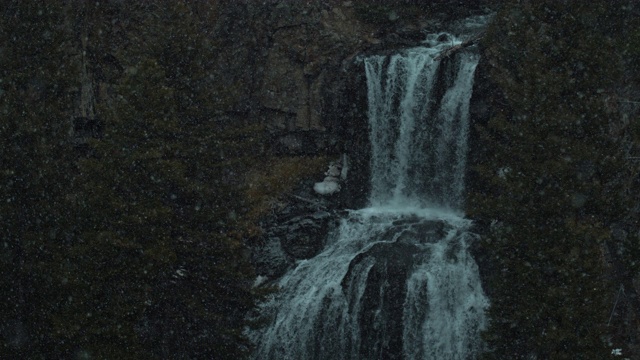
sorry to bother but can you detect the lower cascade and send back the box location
[251,32,489,360]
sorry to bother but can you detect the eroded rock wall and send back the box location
[210,1,493,154]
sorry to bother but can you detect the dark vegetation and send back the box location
[469,0,640,358]
[1,1,268,359]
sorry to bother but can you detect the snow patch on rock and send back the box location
[313,157,347,195]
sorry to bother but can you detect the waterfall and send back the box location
[366,46,478,210]
[252,32,489,360]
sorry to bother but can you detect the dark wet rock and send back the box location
[251,183,341,277]
[437,33,451,42]
[354,242,415,360]
[387,217,448,244]
[279,211,334,259]
[251,238,291,279]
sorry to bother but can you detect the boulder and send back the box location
[251,238,291,279]
[279,211,334,259]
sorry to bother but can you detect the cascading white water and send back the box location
[252,31,489,360]
[367,45,478,210]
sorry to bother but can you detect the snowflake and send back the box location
[611,348,622,356]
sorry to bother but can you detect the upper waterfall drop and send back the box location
[365,36,479,211]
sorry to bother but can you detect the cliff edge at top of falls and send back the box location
[206,1,496,154]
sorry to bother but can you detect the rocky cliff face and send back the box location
[209,1,493,154]
[231,1,496,279]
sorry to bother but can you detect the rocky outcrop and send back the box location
[278,211,334,259]
[250,177,344,279]
[339,217,451,359]
[209,1,494,153]
[254,1,378,160]
[238,1,497,279]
